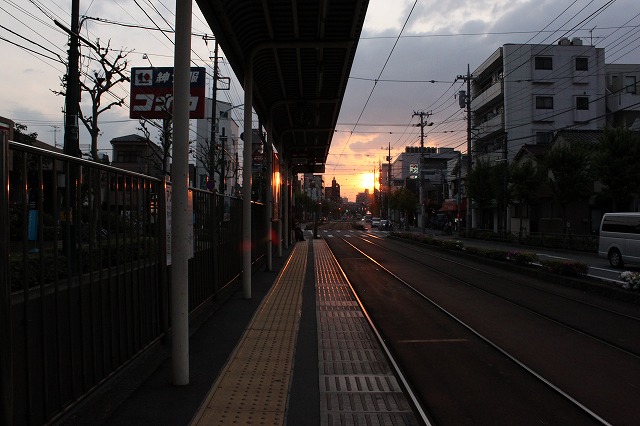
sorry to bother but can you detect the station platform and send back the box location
[57,237,419,426]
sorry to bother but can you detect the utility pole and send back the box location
[63,0,80,157]
[386,142,392,223]
[457,65,473,237]
[412,110,432,232]
[51,125,60,148]
[61,0,80,268]
[503,132,508,233]
[204,38,220,193]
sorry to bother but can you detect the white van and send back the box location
[598,212,640,268]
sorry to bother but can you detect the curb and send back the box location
[387,235,640,306]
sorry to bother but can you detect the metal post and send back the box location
[466,65,472,236]
[242,61,253,299]
[265,126,273,271]
[171,0,192,386]
[1,132,13,425]
[387,143,392,223]
[283,170,289,248]
[419,115,424,231]
[159,178,169,337]
[456,151,462,235]
[503,133,509,233]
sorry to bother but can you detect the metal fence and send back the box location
[1,138,269,425]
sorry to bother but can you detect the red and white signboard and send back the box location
[130,67,206,119]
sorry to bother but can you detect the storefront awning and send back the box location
[439,200,458,212]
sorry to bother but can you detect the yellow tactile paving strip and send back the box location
[191,242,307,426]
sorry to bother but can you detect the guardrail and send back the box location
[1,139,268,425]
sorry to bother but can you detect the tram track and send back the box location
[322,230,640,424]
[353,232,640,359]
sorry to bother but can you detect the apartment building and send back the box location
[194,98,240,194]
[605,63,640,128]
[471,37,606,163]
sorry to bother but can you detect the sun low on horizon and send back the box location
[359,172,375,193]
[326,171,377,202]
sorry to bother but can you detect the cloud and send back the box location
[2,0,640,200]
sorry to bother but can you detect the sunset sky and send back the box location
[2,0,639,201]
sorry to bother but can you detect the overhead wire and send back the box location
[332,0,419,173]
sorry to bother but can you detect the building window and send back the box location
[575,57,588,71]
[534,56,553,70]
[536,132,554,144]
[199,174,208,190]
[535,96,554,109]
[625,75,637,94]
[576,96,589,110]
[116,150,140,163]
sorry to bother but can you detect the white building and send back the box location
[471,37,606,163]
[605,63,640,128]
[194,98,240,195]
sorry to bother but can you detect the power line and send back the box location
[332,0,419,174]
[82,16,211,38]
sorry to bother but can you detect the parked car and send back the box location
[379,219,390,230]
[371,217,380,228]
[598,212,640,268]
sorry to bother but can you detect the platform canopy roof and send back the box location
[195,0,369,173]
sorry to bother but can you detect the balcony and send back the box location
[471,81,502,111]
[607,91,640,113]
[474,114,504,139]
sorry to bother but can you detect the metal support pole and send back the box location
[171,0,192,386]
[503,133,509,233]
[242,62,253,299]
[1,132,13,425]
[419,116,424,231]
[265,126,273,271]
[466,65,472,236]
[283,170,289,249]
[387,142,392,223]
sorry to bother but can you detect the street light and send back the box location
[142,53,153,67]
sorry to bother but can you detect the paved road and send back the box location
[318,220,634,285]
